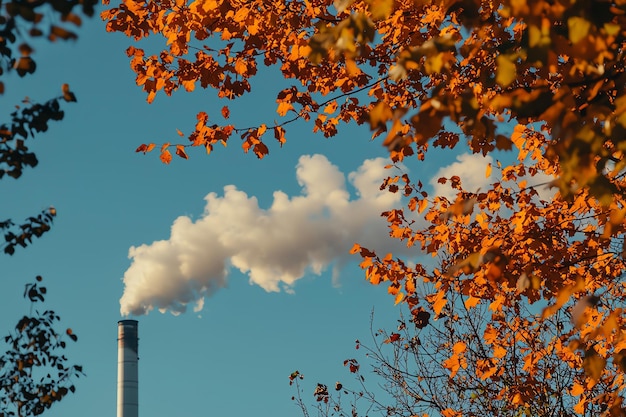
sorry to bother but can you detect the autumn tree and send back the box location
[102,0,626,414]
[1,0,96,253]
[290,304,605,417]
[0,278,82,417]
[0,0,95,413]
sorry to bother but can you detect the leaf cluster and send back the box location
[0,276,82,417]
[0,84,76,255]
[292,305,611,417]
[0,0,97,92]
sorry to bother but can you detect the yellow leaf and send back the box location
[496,55,516,87]
[568,17,591,44]
[366,0,394,20]
[604,22,621,36]
[485,163,492,178]
[424,52,444,74]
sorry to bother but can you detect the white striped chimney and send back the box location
[117,320,139,417]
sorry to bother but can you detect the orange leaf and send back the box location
[323,101,338,114]
[432,291,447,315]
[369,101,393,130]
[464,295,480,309]
[277,101,293,116]
[61,83,77,102]
[570,382,585,396]
[221,106,230,119]
[405,277,415,294]
[160,149,172,164]
[441,409,462,417]
[418,199,428,213]
[274,126,286,145]
[388,285,400,295]
[175,146,189,159]
[452,341,467,354]
[394,291,404,305]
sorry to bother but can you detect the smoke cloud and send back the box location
[120,154,407,316]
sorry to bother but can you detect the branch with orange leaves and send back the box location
[135,77,389,163]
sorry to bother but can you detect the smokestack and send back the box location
[117,320,139,417]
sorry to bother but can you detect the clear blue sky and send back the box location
[0,9,495,417]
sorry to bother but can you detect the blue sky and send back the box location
[0,9,502,417]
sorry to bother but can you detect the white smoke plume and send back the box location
[120,154,407,316]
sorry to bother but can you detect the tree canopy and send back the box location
[0,277,82,417]
[1,0,94,413]
[102,0,626,414]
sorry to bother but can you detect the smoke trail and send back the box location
[120,154,406,316]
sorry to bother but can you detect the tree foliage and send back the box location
[0,89,75,255]
[291,307,611,417]
[0,277,82,417]
[103,0,626,414]
[0,0,97,92]
[1,0,93,253]
[1,0,92,412]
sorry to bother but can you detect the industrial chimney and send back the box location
[117,320,139,417]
